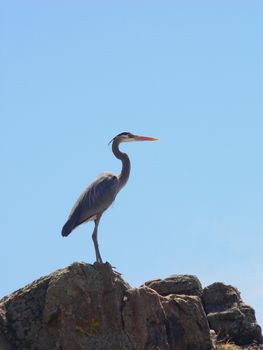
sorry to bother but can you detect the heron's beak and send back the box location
[134,135,159,141]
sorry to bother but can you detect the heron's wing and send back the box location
[66,173,119,231]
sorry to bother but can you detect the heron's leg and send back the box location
[92,214,103,263]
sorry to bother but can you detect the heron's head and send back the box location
[110,132,159,144]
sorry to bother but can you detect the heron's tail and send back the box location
[61,220,73,237]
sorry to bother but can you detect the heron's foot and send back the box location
[113,269,122,276]
[105,262,122,275]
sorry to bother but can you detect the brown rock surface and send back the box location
[162,294,212,350]
[1,264,262,349]
[202,282,262,346]
[0,262,212,350]
[144,274,203,297]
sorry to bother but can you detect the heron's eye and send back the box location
[125,133,134,140]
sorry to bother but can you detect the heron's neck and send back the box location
[112,140,131,190]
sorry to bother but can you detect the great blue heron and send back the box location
[61,132,158,263]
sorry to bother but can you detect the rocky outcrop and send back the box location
[202,282,262,346]
[0,263,211,350]
[143,274,202,297]
[144,275,262,347]
[0,263,261,350]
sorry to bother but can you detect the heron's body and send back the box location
[62,173,118,236]
[61,132,158,262]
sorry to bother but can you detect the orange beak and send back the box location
[134,135,159,141]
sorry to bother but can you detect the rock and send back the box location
[143,274,212,349]
[122,287,169,349]
[0,263,131,350]
[0,272,54,350]
[1,264,262,349]
[202,282,262,346]
[143,274,203,297]
[202,282,240,313]
[209,329,217,350]
[161,294,212,350]
[0,262,212,350]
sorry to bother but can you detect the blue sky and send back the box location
[1,1,263,327]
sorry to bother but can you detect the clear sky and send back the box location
[1,1,263,327]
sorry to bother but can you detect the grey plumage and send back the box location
[62,173,118,236]
[61,132,158,263]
